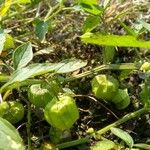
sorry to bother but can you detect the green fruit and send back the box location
[0,101,24,124]
[112,89,130,110]
[91,75,119,101]
[28,84,55,108]
[44,95,79,131]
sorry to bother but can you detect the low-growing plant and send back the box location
[0,0,150,149]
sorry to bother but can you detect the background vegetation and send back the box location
[0,0,150,149]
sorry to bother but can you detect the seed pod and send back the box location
[44,95,79,131]
[28,84,55,108]
[0,101,24,124]
[91,75,119,101]
[112,89,130,110]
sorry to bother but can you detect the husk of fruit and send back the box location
[44,95,79,131]
[112,89,130,110]
[0,101,24,124]
[28,84,55,108]
[92,75,119,101]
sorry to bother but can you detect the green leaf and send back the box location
[16,0,31,3]
[0,30,6,54]
[35,20,49,41]
[119,70,132,81]
[0,74,9,81]
[138,20,150,32]
[0,0,12,17]
[119,21,137,36]
[81,32,150,48]
[82,15,100,33]
[78,0,103,15]
[90,140,117,150]
[56,59,87,73]
[103,46,115,63]
[111,127,134,148]
[134,143,150,150]
[13,42,33,70]
[1,59,87,92]
[0,117,25,150]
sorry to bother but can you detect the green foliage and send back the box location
[13,42,33,70]
[78,0,103,15]
[82,15,100,33]
[35,20,49,41]
[0,59,87,93]
[0,117,25,150]
[134,143,150,149]
[0,29,5,54]
[81,32,150,48]
[103,46,115,63]
[111,127,134,148]
[0,0,150,149]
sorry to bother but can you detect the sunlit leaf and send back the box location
[111,127,134,148]
[0,0,12,17]
[82,15,100,33]
[0,117,25,150]
[138,19,150,32]
[78,0,103,15]
[35,20,49,41]
[134,143,150,150]
[0,30,5,54]
[81,32,150,48]
[13,42,33,70]
[16,0,31,3]
[0,59,87,92]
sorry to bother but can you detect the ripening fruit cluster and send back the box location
[91,74,130,109]
[0,74,131,127]
[28,82,79,131]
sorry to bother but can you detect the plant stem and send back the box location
[44,3,60,22]
[65,63,138,82]
[56,138,89,149]
[0,79,42,94]
[97,107,149,135]
[27,102,32,150]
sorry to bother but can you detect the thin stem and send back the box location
[27,102,32,150]
[0,79,42,94]
[44,3,60,22]
[65,63,138,82]
[2,90,11,101]
[75,95,118,119]
[97,107,149,135]
[56,138,89,149]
